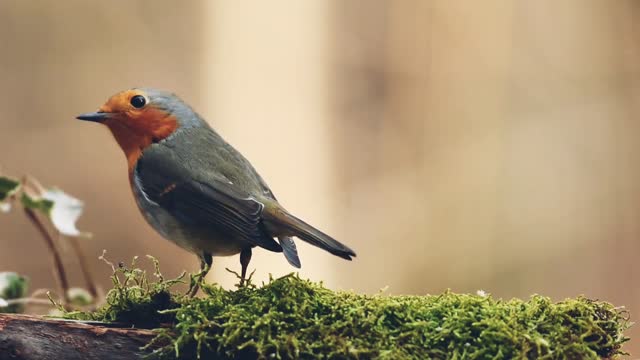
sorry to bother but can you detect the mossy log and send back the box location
[4,256,619,360]
[59,262,629,360]
[0,314,161,360]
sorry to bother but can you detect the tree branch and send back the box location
[23,208,70,305]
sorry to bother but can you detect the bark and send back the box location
[0,314,163,360]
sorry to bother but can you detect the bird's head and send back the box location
[77,88,202,172]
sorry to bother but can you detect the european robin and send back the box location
[77,88,356,294]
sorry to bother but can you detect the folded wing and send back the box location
[135,145,282,253]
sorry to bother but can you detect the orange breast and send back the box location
[104,108,178,178]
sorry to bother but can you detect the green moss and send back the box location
[64,258,630,359]
[64,256,183,328]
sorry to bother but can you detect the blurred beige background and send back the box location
[1,0,639,354]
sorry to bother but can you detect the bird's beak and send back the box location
[76,111,111,123]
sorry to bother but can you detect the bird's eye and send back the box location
[130,95,147,109]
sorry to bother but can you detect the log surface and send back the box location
[0,314,161,360]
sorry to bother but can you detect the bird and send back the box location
[77,88,356,295]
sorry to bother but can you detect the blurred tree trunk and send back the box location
[331,0,515,293]
[331,10,640,357]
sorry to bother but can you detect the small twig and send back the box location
[225,267,242,279]
[68,235,98,299]
[98,250,116,273]
[5,298,54,307]
[225,267,256,288]
[24,208,70,305]
[30,288,53,299]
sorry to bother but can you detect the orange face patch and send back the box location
[97,90,178,174]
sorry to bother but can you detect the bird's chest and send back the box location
[131,174,180,240]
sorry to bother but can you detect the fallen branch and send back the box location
[0,314,163,360]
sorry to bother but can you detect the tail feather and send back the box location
[278,236,301,268]
[264,205,356,261]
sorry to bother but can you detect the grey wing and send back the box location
[217,139,303,265]
[219,141,279,200]
[215,142,303,266]
[135,144,283,253]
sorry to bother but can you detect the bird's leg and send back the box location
[239,248,252,287]
[188,252,212,297]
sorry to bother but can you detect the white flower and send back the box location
[476,290,487,297]
[42,189,89,237]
